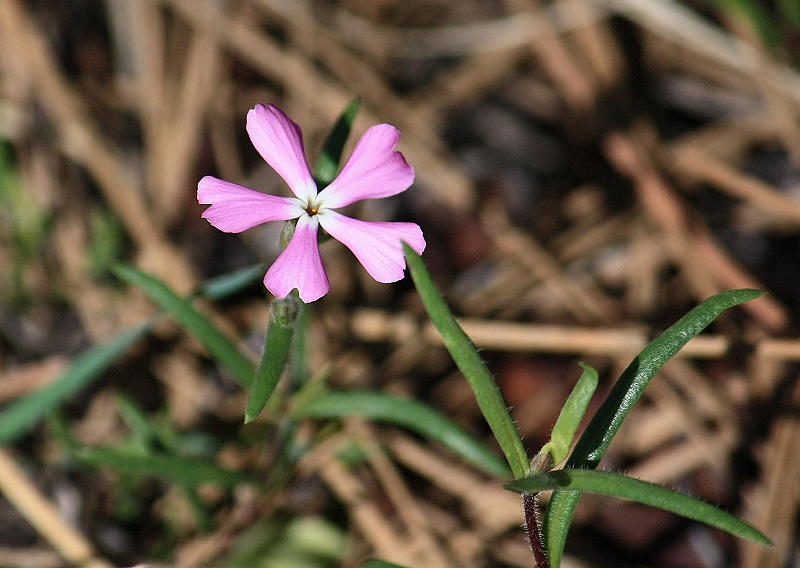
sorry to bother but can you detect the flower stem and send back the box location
[523,492,550,568]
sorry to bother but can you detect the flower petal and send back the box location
[316,124,414,209]
[198,176,303,233]
[317,210,425,283]
[265,215,330,302]
[246,104,317,202]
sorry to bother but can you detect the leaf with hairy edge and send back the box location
[543,289,766,567]
[114,265,255,387]
[508,469,771,546]
[538,363,598,468]
[404,245,528,479]
[294,390,511,479]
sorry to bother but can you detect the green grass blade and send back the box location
[0,322,150,443]
[404,245,528,479]
[360,561,409,568]
[199,263,266,300]
[76,447,247,488]
[543,289,765,567]
[294,390,511,479]
[508,469,771,546]
[313,99,360,186]
[114,264,255,387]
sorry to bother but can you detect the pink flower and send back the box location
[198,104,426,302]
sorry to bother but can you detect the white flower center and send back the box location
[304,195,324,217]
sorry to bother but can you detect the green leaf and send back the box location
[543,289,765,567]
[572,289,763,467]
[404,245,528,479]
[114,264,255,387]
[538,363,598,467]
[508,469,771,546]
[244,296,299,423]
[314,99,361,186]
[294,390,511,479]
[0,323,150,443]
[76,447,247,488]
[198,262,266,300]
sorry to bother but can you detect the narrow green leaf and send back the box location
[294,390,511,479]
[506,472,561,493]
[244,296,298,423]
[541,490,575,568]
[76,447,247,488]
[538,363,598,467]
[543,289,765,567]
[508,469,771,546]
[114,264,255,387]
[0,323,150,443]
[199,263,266,300]
[404,245,528,479]
[572,289,763,467]
[314,99,361,186]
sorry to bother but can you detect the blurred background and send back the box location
[1,0,800,567]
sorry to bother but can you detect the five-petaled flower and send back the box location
[198,104,426,303]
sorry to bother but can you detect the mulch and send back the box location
[0,1,799,567]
